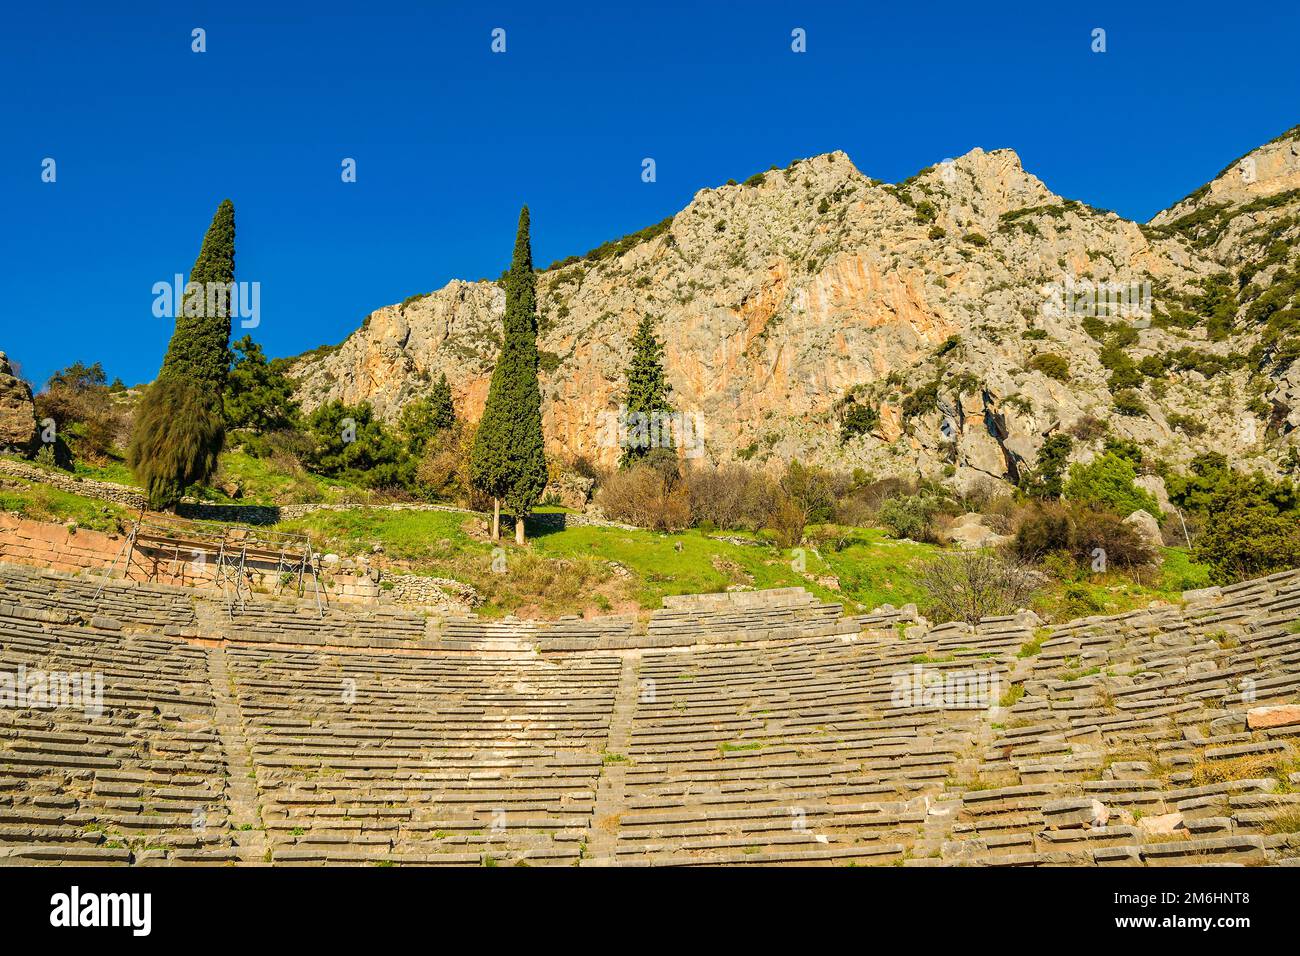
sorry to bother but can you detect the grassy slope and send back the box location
[1,450,1215,622]
[279,507,1210,622]
[0,477,129,533]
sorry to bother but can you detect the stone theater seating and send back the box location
[1,562,1298,865]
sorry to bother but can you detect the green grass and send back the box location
[1160,547,1214,592]
[204,450,372,506]
[70,458,138,486]
[814,527,940,610]
[279,507,471,562]
[0,451,1228,626]
[0,479,128,533]
[999,684,1026,708]
[1030,548,1212,621]
[277,505,1216,622]
[532,525,845,609]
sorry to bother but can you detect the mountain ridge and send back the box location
[291,126,1300,492]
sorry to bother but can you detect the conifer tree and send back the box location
[621,313,674,467]
[224,335,300,433]
[428,371,456,432]
[399,372,456,456]
[128,199,235,509]
[469,206,548,543]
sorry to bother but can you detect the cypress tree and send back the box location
[128,199,235,509]
[620,314,674,467]
[469,206,548,543]
[428,372,455,432]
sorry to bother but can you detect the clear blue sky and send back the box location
[3,0,1297,389]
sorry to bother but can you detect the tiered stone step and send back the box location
[0,600,232,866]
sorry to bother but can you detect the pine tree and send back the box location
[621,313,674,467]
[430,373,455,430]
[128,199,236,509]
[224,335,300,433]
[399,373,456,456]
[469,206,548,543]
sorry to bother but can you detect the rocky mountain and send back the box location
[0,352,38,454]
[291,126,1300,491]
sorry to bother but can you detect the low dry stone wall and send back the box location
[383,574,482,612]
[0,459,146,510]
[174,502,280,524]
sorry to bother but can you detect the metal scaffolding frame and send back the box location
[93,512,323,618]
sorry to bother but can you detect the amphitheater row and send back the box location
[2,561,1299,866]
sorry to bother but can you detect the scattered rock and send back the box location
[1247,705,1300,731]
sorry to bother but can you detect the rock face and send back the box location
[944,513,1012,551]
[1123,510,1164,551]
[292,128,1300,486]
[0,352,37,453]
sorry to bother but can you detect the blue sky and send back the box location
[2,0,1297,388]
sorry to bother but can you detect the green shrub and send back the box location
[1112,390,1147,417]
[1018,433,1073,499]
[1064,453,1161,518]
[878,494,945,543]
[839,402,879,442]
[1026,353,1070,382]
[304,401,416,490]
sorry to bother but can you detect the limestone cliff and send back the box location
[292,128,1300,488]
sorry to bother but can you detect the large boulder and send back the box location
[1134,474,1173,514]
[944,512,1012,551]
[0,352,37,453]
[542,471,595,511]
[1123,509,1163,550]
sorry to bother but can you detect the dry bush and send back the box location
[979,493,1020,534]
[1010,501,1155,568]
[35,380,131,465]
[416,429,465,499]
[920,551,1039,626]
[685,464,753,529]
[596,463,690,531]
[685,464,777,531]
[1067,414,1108,443]
[766,492,807,548]
[954,476,1005,515]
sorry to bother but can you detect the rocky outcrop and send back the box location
[944,513,1012,551]
[291,131,1300,486]
[0,352,37,453]
[1123,509,1164,551]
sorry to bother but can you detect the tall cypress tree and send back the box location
[128,199,235,509]
[621,314,674,467]
[469,206,548,543]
